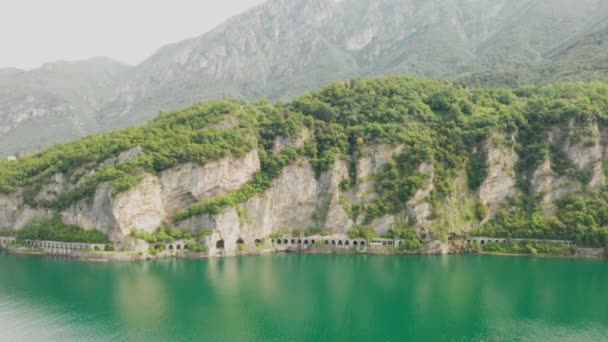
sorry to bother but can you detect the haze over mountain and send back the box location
[2,0,608,156]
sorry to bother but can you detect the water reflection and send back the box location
[0,254,607,341]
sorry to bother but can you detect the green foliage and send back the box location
[551,148,597,189]
[374,144,432,216]
[476,188,608,247]
[384,226,423,251]
[347,225,375,240]
[304,226,331,237]
[480,241,575,256]
[131,226,210,243]
[0,228,17,236]
[0,101,256,210]
[270,230,289,239]
[16,218,109,243]
[467,149,488,190]
[474,202,488,221]
[188,243,207,253]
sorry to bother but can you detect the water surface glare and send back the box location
[1,253,607,341]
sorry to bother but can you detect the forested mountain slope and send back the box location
[1,77,608,255]
[2,0,608,155]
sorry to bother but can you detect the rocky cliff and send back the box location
[2,77,608,253]
[2,123,606,255]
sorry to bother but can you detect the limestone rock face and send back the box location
[160,149,260,214]
[527,123,606,214]
[530,159,582,214]
[3,126,608,251]
[423,240,449,255]
[352,144,403,202]
[60,150,260,238]
[272,127,312,155]
[61,183,120,237]
[0,193,51,229]
[478,137,518,210]
[368,214,397,236]
[117,146,144,165]
[180,159,320,256]
[243,160,320,235]
[321,159,352,233]
[406,162,435,235]
[112,175,165,235]
[35,173,69,203]
[557,123,605,188]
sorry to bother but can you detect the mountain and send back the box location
[542,20,608,82]
[1,77,608,256]
[0,58,129,155]
[2,0,608,156]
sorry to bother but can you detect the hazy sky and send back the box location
[0,0,266,70]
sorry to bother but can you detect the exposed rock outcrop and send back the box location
[272,127,312,155]
[478,136,518,210]
[406,162,435,235]
[179,158,320,256]
[160,150,260,214]
[321,159,352,233]
[530,159,582,214]
[558,123,604,188]
[0,193,51,229]
[2,124,607,255]
[350,144,403,202]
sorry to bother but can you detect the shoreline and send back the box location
[1,245,605,262]
[477,251,607,261]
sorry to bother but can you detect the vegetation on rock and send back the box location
[479,241,576,256]
[16,218,109,243]
[131,227,211,244]
[2,76,608,246]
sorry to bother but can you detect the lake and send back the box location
[0,253,607,341]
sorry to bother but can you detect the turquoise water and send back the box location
[0,253,607,341]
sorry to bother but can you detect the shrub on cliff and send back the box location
[17,219,108,243]
[348,225,375,240]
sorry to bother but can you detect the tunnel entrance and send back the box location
[216,240,225,249]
